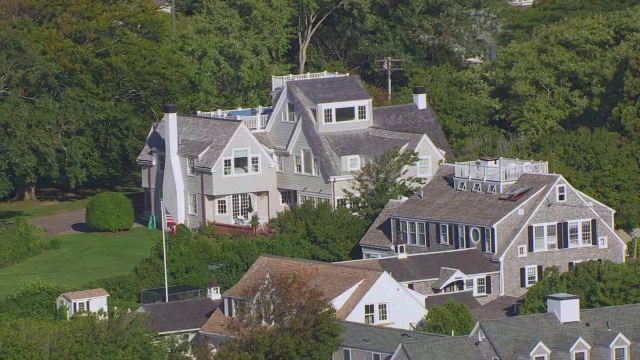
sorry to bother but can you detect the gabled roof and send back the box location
[424,292,481,311]
[137,115,242,168]
[324,130,409,158]
[340,249,498,283]
[339,321,444,354]
[289,76,371,104]
[137,298,220,334]
[360,199,404,250]
[224,255,383,319]
[374,104,453,157]
[390,164,559,226]
[396,336,484,360]
[479,303,640,360]
[59,288,109,301]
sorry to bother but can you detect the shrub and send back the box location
[627,238,639,257]
[45,238,62,250]
[0,218,45,268]
[85,192,134,232]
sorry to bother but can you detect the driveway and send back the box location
[29,209,90,236]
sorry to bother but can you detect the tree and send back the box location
[270,201,368,261]
[210,274,342,360]
[85,192,135,232]
[520,261,640,315]
[0,280,64,321]
[420,298,475,336]
[344,148,424,223]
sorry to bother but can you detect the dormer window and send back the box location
[322,104,368,124]
[573,352,586,360]
[610,333,631,360]
[357,105,366,120]
[487,184,496,194]
[556,184,567,202]
[187,157,196,175]
[472,183,481,192]
[323,108,333,123]
[457,181,467,191]
[347,156,361,171]
[614,347,628,360]
[417,156,431,177]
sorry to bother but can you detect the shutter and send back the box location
[597,259,603,264]
[73,302,77,314]
[481,228,487,252]
[568,262,575,271]
[591,219,598,246]
[528,226,534,252]
[491,228,496,254]
[465,226,471,248]
[486,275,492,294]
[537,265,544,281]
[86,301,90,311]
[562,222,569,249]
[454,226,460,249]
[436,223,441,244]
[426,223,431,247]
[448,224,454,245]
[557,223,564,249]
[520,268,526,288]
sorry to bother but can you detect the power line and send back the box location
[376,57,405,102]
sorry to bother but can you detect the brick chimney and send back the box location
[547,293,580,323]
[413,86,427,110]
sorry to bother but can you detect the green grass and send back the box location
[0,227,157,295]
[0,197,92,221]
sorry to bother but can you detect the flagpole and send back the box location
[161,198,169,303]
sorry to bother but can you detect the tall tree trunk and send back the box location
[19,183,36,201]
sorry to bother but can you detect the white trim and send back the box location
[570,337,592,353]
[210,125,276,172]
[531,222,559,252]
[598,236,608,249]
[285,120,303,154]
[264,86,288,132]
[524,265,539,288]
[417,155,432,177]
[518,245,527,257]
[529,341,551,358]
[215,196,228,215]
[346,155,361,171]
[416,133,447,162]
[556,184,567,202]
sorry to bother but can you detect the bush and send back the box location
[627,238,639,257]
[45,238,62,250]
[0,218,45,268]
[85,192,134,232]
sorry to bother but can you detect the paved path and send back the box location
[29,208,142,236]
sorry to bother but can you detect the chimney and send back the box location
[163,104,178,155]
[547,293,580,323]
[413,86,427,110]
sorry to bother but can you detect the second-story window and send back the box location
[347,156,361,171]
[223,149,260,176]
[276,155,283,172]
[556,184,567,202]
[440,224,449,244]
[417,157,431,177]
[233,149,249,174]
[323,108,333,123]
[357,105,367,120]
[336,107,355,122]
[364,304,375,324]
[187,157,196,175]
[568,220,591,248]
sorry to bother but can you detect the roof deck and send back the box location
[196,106,272,131]
[454,157,548,183]
[271,71,349,91]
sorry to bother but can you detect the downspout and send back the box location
[201,173,206,225]
[331,178,336,209]
[148,165,154,216]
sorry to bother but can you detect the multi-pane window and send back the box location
[378,303,388,321]
[573,351,586,360]
[418,223,426,246]
[465,279,474,290]
[276,155,283,172]
[614,347,627,360]
[232,194,250,218]
[158,154,165,171]
[526,266,538,287]
[251,156,259,173]
[440,224,449,243]
[337,198,348,208]
[484,228,493,252]
[568,220,592,248]
[534,225,546,251]
[280,191,293,205]
[188,193,198,215]
[312,158,319,175]
[459,225,467,247]
[357,105,366,120]
[78,302,85,312]
[323,108,333,123]
[348,156,361,171]
[417,157,431,177]
[302,149,312,174]
[557,184,567,201]
[372,354,382,360]
[187,157,196,175]
[294,155,302,173]
[408,222,417,245]
[399,220,408,242]
[547,224,557,249]
[364,304,375,324]
[217,198,227,214]
[223,159,232,175]
[476,277,486,294]
[518,245,527,257]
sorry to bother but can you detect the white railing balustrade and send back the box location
[197,107,272,130]
[454,158,548,182]
[271,71,349,90]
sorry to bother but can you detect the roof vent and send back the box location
[499,185,532,201]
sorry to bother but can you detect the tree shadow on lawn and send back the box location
[71,222,95,233]
[0,211,25,221]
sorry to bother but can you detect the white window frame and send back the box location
[484,228,494,252]
[232,193,250,218]
[186,157,196,176]
[188,193,198,215]
[378,303,389,322]
[599,236,608,249]
[282,103,296,122]
[358,105,367,120]
[533,356,548,360]
[556,184,567,202]
[275,155,283,172]
[417,156,432,177]
[280,190,293,205]
[323,108,333,123]
[347,156,361,171]
[343,349,352,360]
[78,301,86,312]
[336,198,349,208]
[518,245,527,257]
[294,155,302,173]
[568,219,592,248]
[474,277,487,295]
[216,197,228,215]
[470,227,481,244]
[440,224,449,244]
[457,181,467,191]
[573,351,587,360]
[487,184,496,194]
[472,183,481,192]
[613,346,628,360]
[364,304,375,324]
[532,222,557,252]
[222,148,260,176]
[372,353,382,360]
[299,149,318,176]
[459,225,467,247]
[525,265,538,287]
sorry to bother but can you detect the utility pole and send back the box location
[377,57,405,102]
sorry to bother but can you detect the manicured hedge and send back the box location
[85,192,134,232]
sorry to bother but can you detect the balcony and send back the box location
[197,107,272,131]
[454,158,548,183]
[271,71,349,91]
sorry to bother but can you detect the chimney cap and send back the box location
[164,104,178,113]
[413,86,426,94]
[547,293,579,301]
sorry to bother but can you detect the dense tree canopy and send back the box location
[419,298,476,336]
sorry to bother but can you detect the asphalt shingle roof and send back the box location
[290,76,371,104]
[360,200,404,250]
[339,321,444,354]
[424,292,481,311]
[60,288,109,301]
[399,336,484,360]
[138,298,220,334]
[341,249,498,283]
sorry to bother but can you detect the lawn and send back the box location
[0,197,92,221]
[0,227,157,296]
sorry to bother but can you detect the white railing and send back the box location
[197,107,271,130]
[510,0,533,6]
[271,71,349,91]
[454,159,548,182]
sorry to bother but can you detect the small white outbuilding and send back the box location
[56,288,109,320]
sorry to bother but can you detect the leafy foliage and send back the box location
[419,298,475,336]
[0,280,64,321]
[85,192,134,232]
[520,261,640,315]
[0,217,45,268]
[209,274,342,360]
[345,148,424,223]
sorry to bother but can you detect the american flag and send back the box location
[165,208,177,235]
